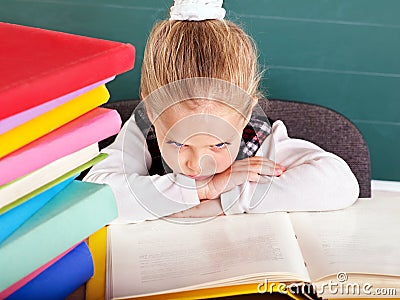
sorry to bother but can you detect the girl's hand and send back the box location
[197,157,286,200]
[167,199,224,218]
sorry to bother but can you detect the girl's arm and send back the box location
[83,117,201,223]
[220,120,360,214]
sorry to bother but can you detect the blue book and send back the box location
[0,175,76,245]
[6,241,93,300]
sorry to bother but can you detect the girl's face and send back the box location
[152,102,247,179]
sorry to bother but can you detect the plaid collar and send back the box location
[134,105,271,176]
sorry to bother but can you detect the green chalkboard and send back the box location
[1,0,399,181]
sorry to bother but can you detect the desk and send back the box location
[67,182,400,300]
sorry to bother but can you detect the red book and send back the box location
[0,22,135,120]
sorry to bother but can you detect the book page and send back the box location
[290,190,400,281]
[107,213,310,299]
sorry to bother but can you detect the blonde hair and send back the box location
[140,19,263,117]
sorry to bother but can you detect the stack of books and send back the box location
[0,22,135,299]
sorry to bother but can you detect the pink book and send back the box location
[0,107,121,186]
[0,76,115,134]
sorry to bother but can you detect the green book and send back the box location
[0,180,117,291]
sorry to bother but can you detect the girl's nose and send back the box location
[186,155,202,175]
[184,152,216,176]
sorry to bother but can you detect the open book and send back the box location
[106,190,400,299]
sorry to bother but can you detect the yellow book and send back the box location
[120,283,303,300]
[0,84,109,159]
[86,227,301,300]
[87,227,108,300]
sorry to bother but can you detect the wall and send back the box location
[1,0,399,181]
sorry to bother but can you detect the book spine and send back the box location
[0,76,114,134]
[0,176,76,245]
[0,153,107,215]
[86,227,107,300]
[0,181,117,292]
[0,43,135,120]
[0,144,99,209]
[0,108,121,186]
[0,85,110,159]
[4,242,93,300]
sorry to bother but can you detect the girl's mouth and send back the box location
[186,175,213,181]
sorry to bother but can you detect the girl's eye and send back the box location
[213,142,229,149]
[167,141,185,148]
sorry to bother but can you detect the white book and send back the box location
[0,143,99,209]
[107,190,400,299]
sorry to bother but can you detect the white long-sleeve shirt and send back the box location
[84,116,360,223]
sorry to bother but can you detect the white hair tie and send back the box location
[170,0,226,21]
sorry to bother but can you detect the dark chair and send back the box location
[100,99,371,198]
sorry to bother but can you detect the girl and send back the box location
[84,0,359,223]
